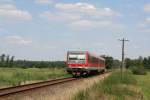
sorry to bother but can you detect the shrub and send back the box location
[131,66,147,75]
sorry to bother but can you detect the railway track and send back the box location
[0,77,76,97]
[0,72,111,97]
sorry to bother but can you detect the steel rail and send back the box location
[0,77,76,97]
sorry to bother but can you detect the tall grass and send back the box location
[73,71,142,100]
[100,72,137,98]
[134,71,150,100]
[0,68,70,87]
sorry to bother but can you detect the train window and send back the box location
[68,54,85,60]
[69,55,78,60]
[68,53,86,64]
[78,55,85,60]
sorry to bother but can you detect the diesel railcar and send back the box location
[66,51,106,77]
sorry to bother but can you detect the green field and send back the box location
[0,68,70,88]
[73,70,150,100]
[134,71,150,100]
[73,71,142,100]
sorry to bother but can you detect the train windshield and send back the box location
[68,53,86,64]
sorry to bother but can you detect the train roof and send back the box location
[88,52,105,61]
[67,51,105,61]
[67,51,87,53]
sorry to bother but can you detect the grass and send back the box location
[73,71,142,100]
[0,68,70,87]
[134,70,150,100]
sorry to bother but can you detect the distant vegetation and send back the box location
[0,54,67,68]
[0,54,121,69]
[101,55,121,69]
[103,55,150,70]
[0,54,150,70]
[125,56,150,69]
[125,56,150,75]
[0,54,14,68]
[13,60,67,68]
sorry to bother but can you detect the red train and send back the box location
[66,51,106,77]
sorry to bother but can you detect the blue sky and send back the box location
[0,0,150,61]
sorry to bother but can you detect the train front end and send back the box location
[66,51,88,76]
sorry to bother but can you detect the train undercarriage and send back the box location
[66,67,105,77]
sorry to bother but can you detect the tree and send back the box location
[112,59,121,69]
[6,55,10,67]
[143,56,150,69]
[138,56,143,67]
[9,56,14,67]
[125,58,132,69]
[102,55,113,69]
[0,54,6,67]
[148,56,150,69]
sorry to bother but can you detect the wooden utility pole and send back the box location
[119,38,129,79]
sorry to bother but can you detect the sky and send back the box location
[0,0,150,61]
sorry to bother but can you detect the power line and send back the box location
[118,38,129,79]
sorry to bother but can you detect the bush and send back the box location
[132,66,147,75]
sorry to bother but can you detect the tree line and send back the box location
[0,54,14,67]
[102,55,150,69]
[101,55,121,69]
[13,60,67,68]
[0,54,67,68]
[125,56,150,69]
[0,54,150,69]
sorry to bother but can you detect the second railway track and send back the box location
[0,77,76,97]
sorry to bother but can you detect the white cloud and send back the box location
[40,2,122,31]
[69,20,112,30]
[34,0,52,4]
[138,17,150,33]
[55,2,96,11]
[69,19,124,31]
[144,4,150,12]
[40,11,82,21]
[0,4,32,20]
[144,17,150,24]
[5,36,32,45]
[55,2,117,17]
[40,2,119,22]
[139,29,150,33]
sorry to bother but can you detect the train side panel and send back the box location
[85,53,105,73]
